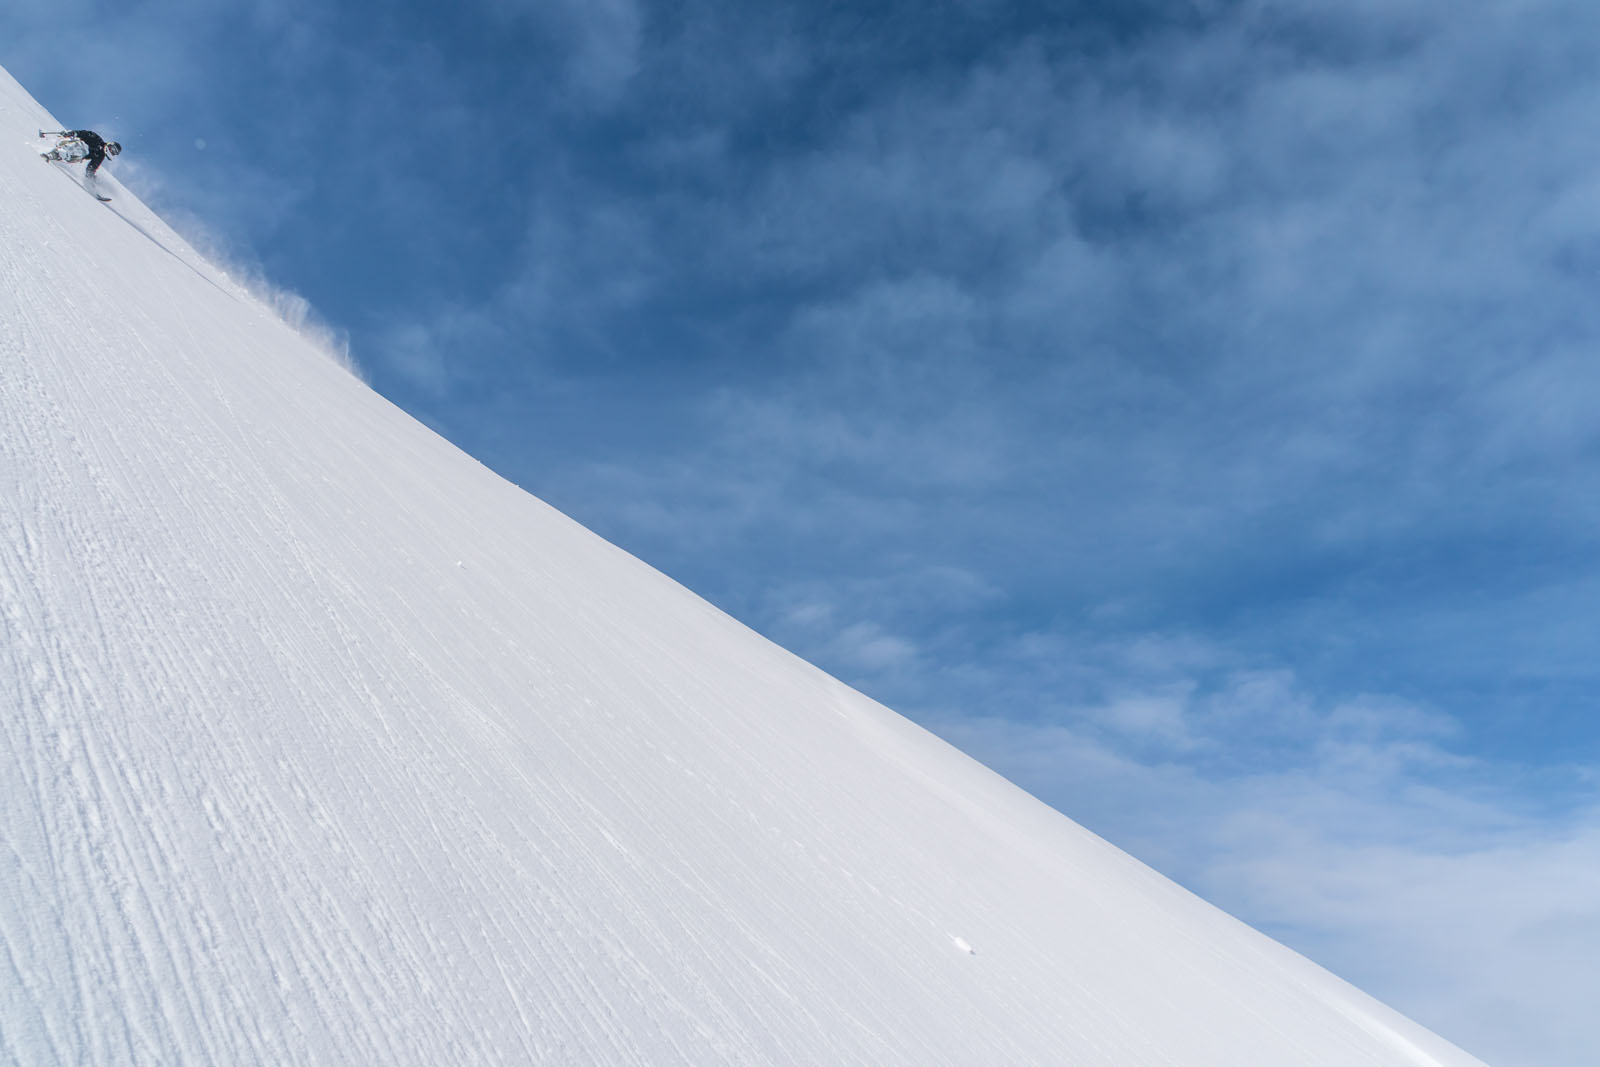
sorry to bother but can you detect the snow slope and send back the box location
[0,67,1489,1067]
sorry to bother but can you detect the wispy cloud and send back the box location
[484,0,644,106]
[928,660,1598,1067]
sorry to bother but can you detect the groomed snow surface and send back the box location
[0,67,1489,1066]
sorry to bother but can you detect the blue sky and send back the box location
[6,1,1599,1062]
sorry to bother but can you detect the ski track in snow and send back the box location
[0,67,1487,1067]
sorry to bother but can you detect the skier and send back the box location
[41,130,121,177]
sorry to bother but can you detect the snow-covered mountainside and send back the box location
[0,66,1487,1067]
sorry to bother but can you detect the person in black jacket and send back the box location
[42,129,121,176]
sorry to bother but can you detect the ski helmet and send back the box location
[106,142,121,157]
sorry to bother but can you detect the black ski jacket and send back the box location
[67,130,108,172]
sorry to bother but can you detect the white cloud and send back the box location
[831,621,920,674]
[1089,688,1198,748]
[923,661,1597,1067]
[1214,817,1600,1067]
